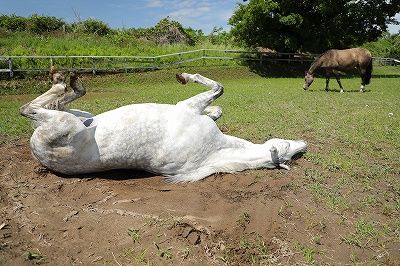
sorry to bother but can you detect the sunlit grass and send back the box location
[1,66,399,261]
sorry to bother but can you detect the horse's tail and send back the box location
[365,58,373,85]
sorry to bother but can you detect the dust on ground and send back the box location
[0,136,398,265]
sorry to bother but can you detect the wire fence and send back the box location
[0,49,398,78]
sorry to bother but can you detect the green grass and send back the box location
[0,65,399,264]
[2,66,399,183]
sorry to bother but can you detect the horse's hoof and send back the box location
[176,73,188,85]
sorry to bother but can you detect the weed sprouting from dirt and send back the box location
[292,241,325,265]
[340,219,381,249]
[127,228,141,243]
[22,248,45,264]
[10,172,26,198]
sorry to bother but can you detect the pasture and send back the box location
[0,65,399,265]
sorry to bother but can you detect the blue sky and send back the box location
[1,0,238,34]
[1,0,399,34]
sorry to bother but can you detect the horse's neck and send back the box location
[309,51,334,74]
[308,58,323,74]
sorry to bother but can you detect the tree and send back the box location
[208,27,232,46]
[0,14,27,31]
[229,0,400,52]
[363,32,400,58]
[79,19,112,36]
[144,17,196,45]
[26,14,65,34]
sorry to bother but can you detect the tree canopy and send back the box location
[229,0,400,52]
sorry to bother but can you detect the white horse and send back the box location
[20,67,307,183]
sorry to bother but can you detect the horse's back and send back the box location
[323,48,371,69]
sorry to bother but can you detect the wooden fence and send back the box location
[0,49,397,78]
[0,49,318,78]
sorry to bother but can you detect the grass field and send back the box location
[0,65,399,264]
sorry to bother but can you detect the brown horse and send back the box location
[303,48,372,93]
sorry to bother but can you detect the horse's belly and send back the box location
[92,104,225,173]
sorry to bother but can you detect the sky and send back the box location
[1,0,238,34]
[1,0,399,34]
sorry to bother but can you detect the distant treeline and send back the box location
[0,14,399,58]
[0,14,230,46]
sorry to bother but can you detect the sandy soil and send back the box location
[0,136,398,265]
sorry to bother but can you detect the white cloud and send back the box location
[145,0,233,32]
[146,0,164,8]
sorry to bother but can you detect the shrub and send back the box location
[26,14,65,34]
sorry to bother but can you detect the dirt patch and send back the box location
[0,137,398,265]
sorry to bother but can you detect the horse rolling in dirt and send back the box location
[20,67,307,183]
[303,48,372,93]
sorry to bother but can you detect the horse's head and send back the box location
[303,72,314,90]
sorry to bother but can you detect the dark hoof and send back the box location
[176,73,188,85]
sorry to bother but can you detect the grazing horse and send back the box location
[303,48,372,93]
[20,67,307,183]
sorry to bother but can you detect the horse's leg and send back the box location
[59,72,86,106]
[358,67,366,92]
[332,70,344,93]
[175,73,223,117]
[325,71,330,91]
[46,72,86,110]
[20,88,92,175]
[20,75,67,118]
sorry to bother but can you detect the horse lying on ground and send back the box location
[20,67,307,183]
[303,48,372,93]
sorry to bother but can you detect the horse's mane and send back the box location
[308,50,332,73]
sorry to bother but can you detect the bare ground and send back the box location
[0,136,399,265]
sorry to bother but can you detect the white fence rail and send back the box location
[0,49,397,78]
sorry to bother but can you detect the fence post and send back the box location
[50,57,54,66]
[178,53,181,68]
[8,57,13,78]
[203,49,205,66]
[152,58,155,71]
[91,57,96,75]
[224,50,227,66]
[259,53,263,66]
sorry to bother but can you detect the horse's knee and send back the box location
[19,103,35,118]
[204,106,222,121]
[213,82,224,98]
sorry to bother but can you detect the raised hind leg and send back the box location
[175,73,223,119]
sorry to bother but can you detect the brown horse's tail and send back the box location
[365,58,373,85]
